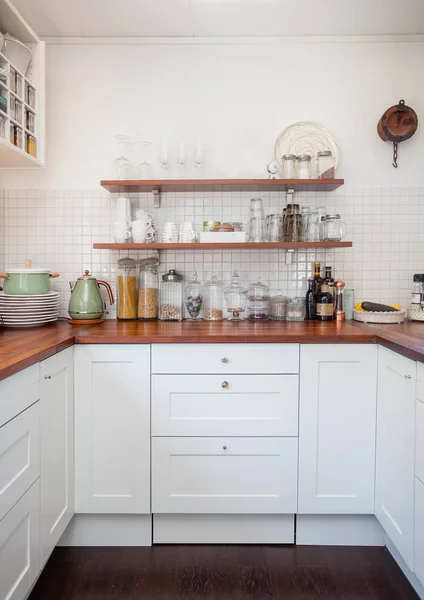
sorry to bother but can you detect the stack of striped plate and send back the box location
[0,291,60,327]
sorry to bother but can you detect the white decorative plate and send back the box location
[274,121,340,178]
[0,291,59,299]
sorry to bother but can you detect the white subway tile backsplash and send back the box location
[1,185,424,318]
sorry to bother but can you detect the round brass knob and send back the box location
[221,357,229,364]
[221,381,229,389]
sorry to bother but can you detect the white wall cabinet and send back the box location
[152,436,298,514]
[375,346,416,571]
[298,344,377,514]
[0,480,40,600]
[74,345,150,514]
[40,348,74,567]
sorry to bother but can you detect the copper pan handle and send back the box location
[0,274,8,279]
[49,273,60,278]
[97,280,115,305]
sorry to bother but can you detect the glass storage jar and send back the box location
[270,291,289,320]
[296,154,311,179]
[281,154,296,178]
[286,297,306,321]
[247,279,270,320]
[117,258,138,321]
[184,271,204,321]
[224,271,247,321]
[320,214,347,242]
[317,150,335,179]
[160,269,184,321]
[138,261,159,321]
[203,275,224,321]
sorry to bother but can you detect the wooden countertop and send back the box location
[0,319,424,382]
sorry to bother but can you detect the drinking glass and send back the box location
[113,135,133,179]
[194,140,205,168]
[136,141,154,179]
[306,212,321,242]
[301,206,310,241]
[266,214,283,242]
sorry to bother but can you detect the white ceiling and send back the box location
[10,0,424,38]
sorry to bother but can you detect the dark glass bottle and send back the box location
[313,262,323,295]
[324,266,335,297]
[305,278,316,320]
[316,284,334,321]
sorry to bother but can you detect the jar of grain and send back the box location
[138,264,159,321]
[117,258,138,320]
[270,291,289,320]
[203,275,224,321]
[160,269,184,321]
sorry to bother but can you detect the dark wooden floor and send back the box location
[29,546,419,600]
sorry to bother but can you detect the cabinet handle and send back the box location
[405,374,412,379]
[221,381,229,389]
[223,445,227,450]
[221,357,229,364]
[387,366,412,380]
[44,375,52,380]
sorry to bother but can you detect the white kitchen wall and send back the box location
[1,38,424,315]
[3,184,423,318]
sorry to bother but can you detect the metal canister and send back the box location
[203,220,221,232]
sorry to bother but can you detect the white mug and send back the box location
[113,220,131,243]
[116,197,132,221]
[133,230,154,243]
[132,220,158,233]
[135,209,154,222]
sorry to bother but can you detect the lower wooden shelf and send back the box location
[93,242,352,250]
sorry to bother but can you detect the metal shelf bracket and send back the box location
[152,188,160,208]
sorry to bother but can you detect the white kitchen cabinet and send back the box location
[152,374,298,437]
[416,398,424,484]
[152,343,299,374]
[415,478,424,587]
[152,436,298,514]
[0,363,39,428]
[0,402,40,522]
[0,480,40,600]
[40,348,74,567]
[375,346,416,571]
[74,345,150,514]
[298,344,377,514]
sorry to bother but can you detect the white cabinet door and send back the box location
[415,478,424,587]
[298,344,377,514]
[75,345,150,514]
[376,346,416,570]
[416,398,424,484]
[40,347,74,567]
[0,403,40,523]
[0,480,40,600]
[152,437,298,514]
[152,374,298,437]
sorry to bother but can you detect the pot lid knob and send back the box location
[79,269,95,280]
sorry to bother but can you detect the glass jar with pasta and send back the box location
[117,258,138,320]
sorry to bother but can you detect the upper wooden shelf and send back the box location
[100,178,345,193]
[93,242,352,251]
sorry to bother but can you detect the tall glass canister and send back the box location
[159,269,184,321]
[138,263,159,320]
[117,258,138,321]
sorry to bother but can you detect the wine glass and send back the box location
[159,140,170,171]
[177,141,187,168]
[113,135,133,180]
[136,141,154,179]
[194,140,205,169]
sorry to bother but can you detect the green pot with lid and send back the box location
[0,268,60,295]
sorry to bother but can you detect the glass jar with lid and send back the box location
[224,271,247,321]
[184,271,204,321]
[281,154,296,179]
[286,297,306,321]
[138,258,159,321]
[320,214,347,242]
[117,258,138,321]
[160,269,184,321]
[203,274,224,321]
[270,291,289,320]
[296,154,312,179]
[317,150,335,179]
[247,279,270,320]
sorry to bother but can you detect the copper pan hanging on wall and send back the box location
[377,99,418,168]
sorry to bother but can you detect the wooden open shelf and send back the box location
[101,178,345,194]
[93,242,352,251]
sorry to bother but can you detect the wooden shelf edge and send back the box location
[93,242,353,250]
[100,178,345,193]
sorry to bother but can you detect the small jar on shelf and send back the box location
[15,100,22,124]
[0,92,7,115]
[247,279,270,320]
[26,110,34,133]
[26,85,35,109]
[224,271,247,321]
[270,291,289,320]
[15,73,23,98]
[26,134,37,157]
[296,154,312,179]
[286,297,306,321]
[203,275,224,321]
[14,126,23,149]
[138,262,159,321]
[281,154,296,178]
[9,68,16,93]
[0,114,5,138]
[160,269,184,321]
[117,258,138,321]
[184,271,204,321]
[317,150,335,179]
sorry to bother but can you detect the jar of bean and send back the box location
[203,275,224,321]
[160,269,184,321]
[270,291,289,320]
[247,279,270,320]
[138,263,159,321]
[286,297,306,321]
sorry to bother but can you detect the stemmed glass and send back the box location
[113,135,133,180]
[177,141,187,169]
[136,141,154,179]
[194,141,205,169]
[159,140,170,171]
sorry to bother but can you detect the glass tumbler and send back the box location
[249,216,265,242]
[266,214,283,242]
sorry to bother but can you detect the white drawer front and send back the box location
[152,375,298,437]
[416,399,424,483]
[152,344,299,374]
[0,403,40,522]
[0,364,39,428]
[152,437,298,514]
[0,480,40,600]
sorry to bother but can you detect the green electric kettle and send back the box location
[68,270,114,322]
